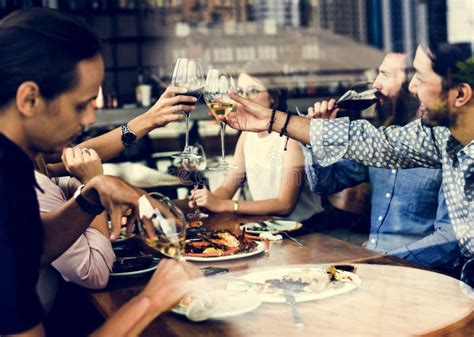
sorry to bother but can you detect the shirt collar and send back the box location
[446,135,464,164]
[462,140,474,159]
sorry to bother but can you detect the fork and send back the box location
[283,288,304,327]
[281,231,304,247]
[263,221,304,247]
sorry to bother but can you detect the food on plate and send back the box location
[244,223,271,232]
[189,220,204,228]
[326,265,357,282]
[112,254,155,273]
[185,229,258,257]
[111,239,158,273]
[173,290,262,321]
[229,265,357,295]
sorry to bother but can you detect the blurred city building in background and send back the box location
[0,0,469,105]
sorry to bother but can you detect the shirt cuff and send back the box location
[309,117,350,166]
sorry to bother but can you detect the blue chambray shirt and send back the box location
[302,145,461,270]
[307,117,473,258]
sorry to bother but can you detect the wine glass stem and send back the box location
[220,122,226,163]
[184,112,190,153]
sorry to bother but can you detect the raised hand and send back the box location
[216,90,273,132]
[62,147,103,184]
[307,99,339,119]
[143,86,197,128]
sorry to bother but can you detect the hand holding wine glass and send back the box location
[138,193,188,260]
[203,69,237,171]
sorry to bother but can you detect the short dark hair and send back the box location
[0,8,102,108]
[424,42,474,90]
[240,60,288,112]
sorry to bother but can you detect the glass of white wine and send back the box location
[171,58,204,160]
[203,68,237,171]
[138,192,187,260]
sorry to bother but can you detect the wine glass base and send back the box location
[186,212,209,220]
[171,152,202,160]
[208,162,237,171]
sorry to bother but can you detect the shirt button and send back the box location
[385,193,391,198]
[391,170,397,174]
[370,238,377,244]
[378,216,383,221]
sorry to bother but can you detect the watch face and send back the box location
[122,132,137,146]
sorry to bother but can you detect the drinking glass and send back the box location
[182,144,209,220]
[138,192,188,260]
[171,58,204,159]
[203,68,237,171]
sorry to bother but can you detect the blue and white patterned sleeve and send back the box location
[301,144,368,194]
[309,117,444,169]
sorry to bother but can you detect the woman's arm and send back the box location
[192,137,305,216]
[46,87,196,176]
[189,133,246,212]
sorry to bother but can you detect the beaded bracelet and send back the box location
[279,111,293,151]
[268,105,277,134]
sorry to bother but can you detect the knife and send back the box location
[283,289,304,327]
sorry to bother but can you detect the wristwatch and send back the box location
[121,123,137,147]
[73,185,104,215]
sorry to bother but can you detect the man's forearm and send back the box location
[40,198,96,265]
[390,225,460,269]
[271,111,311,145]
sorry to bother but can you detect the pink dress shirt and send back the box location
[35,172,115,289]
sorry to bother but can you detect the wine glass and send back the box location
[182,144,209,220]
[138,192,188,260]
[203,68,237,171]
[460,258,474,296]
[171,58,204,159]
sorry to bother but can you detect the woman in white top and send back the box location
[190,60,323,222]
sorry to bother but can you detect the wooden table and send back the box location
[89,205,473,336]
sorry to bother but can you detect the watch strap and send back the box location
[121,123,137,147]
[74,185,104,215]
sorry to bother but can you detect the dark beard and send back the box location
[376,86,419,126]
[420,101,457,128]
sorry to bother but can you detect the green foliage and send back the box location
[453,56,474,86]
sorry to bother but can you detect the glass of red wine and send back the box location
[171,58,204,160]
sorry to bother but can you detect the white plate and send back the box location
[228,266,361,303]
[240,220,302,234]
[110,258,160,277]
[184,241,265,262]
[172,290,261,321]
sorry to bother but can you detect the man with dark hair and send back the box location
[0,8,199,336]
[302,53,460,274]
[224,42,474,283]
